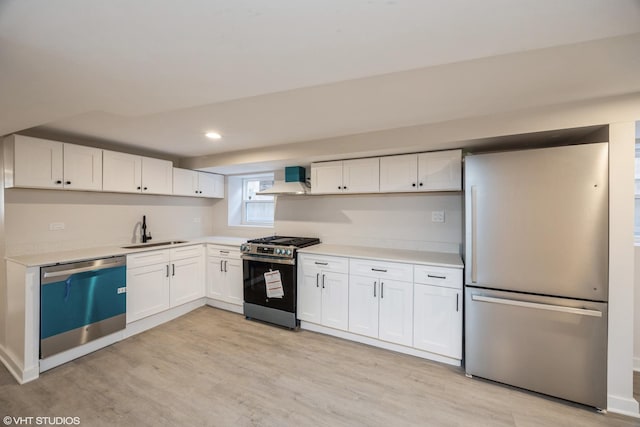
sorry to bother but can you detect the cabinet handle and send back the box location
[224,260,228,272]
[343,186,347,190]
[371,268,387,273]
[338,186,342,190]
[419,182,423,187]
[316,273,320,288]
[65,181,71,185]
[172,264,175,276]
[220,250,229,255]
[144,187,148,191]
[381,282,384,299]
[166,265,169,277]
[137,186,141,190]
[427,274,446,280]
[322,274,325,289]
[456,294,459,312]
[55,180,62,184]
[412,183,416,187]
[220,260,224,272]
[314,262,328,266]
[373,281,376,297]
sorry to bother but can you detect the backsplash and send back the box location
[4,189,217,256]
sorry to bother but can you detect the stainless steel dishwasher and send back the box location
[40,256,127,358]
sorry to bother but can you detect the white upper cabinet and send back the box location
[103,150,172,195]
[103,150,142,193]
[172,167,198,196]
[142,157,173,195]
[197,171,224,198]
[380,149,462,192]
[63,143,103,191]
[8,135,102,191]
[11,135,64,189]
[311,158,379,194]
[173,168,224,198]
[418,150,462,191]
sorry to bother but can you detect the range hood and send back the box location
[257,166,310,195]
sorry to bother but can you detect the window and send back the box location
[242,176,275,225]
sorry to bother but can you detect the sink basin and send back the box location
[122,240,188,249]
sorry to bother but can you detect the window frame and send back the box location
[240,174,275,226]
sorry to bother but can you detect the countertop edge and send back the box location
[297,244,464,269]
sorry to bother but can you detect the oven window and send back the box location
[243,260,296,312]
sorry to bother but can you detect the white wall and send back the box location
[635,246,640,371]
[4,189,218,256]
[210,188,462,253]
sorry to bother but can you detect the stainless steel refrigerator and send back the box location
[464,142,609,409]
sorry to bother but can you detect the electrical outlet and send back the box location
[431,211,445,223]
[49,222,65,231]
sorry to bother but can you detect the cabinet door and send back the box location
[378,279,413,346]
[170,256,204,307]
[224,258,243,305]
[103,150,142,193]
[207,256,226,300]
[413,284,462,359]
[348,275,379,338]
[198,172,224,198]
[321,272,349,331]
[142,157,173,195]
[379,154,418,192]
[417,150,462,191]
[343,158,380,193]
[311,161,344,194]
[13,135,64,189]
[173,168,198,196]
[63,143,103,191]
[297,265,322,323]
[126,263,171,323]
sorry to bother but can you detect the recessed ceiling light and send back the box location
[205,132,222,140]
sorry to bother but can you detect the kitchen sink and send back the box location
[122,240,188,249]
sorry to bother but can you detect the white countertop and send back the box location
[6,235,247,267]
[297,244,464,269]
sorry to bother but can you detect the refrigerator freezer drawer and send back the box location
[465,287,607,409]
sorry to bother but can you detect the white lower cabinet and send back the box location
[127,245,204,323]
[299,251,463,365]
[298,254,349,330]
[413,284,462,359]
[413,265,463,359]
[206,245,243,306]
[348,275,413,346]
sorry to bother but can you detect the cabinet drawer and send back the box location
[349,258,412,282]
[300,254,348,274]
[170,244,203,261]
[127,249,171,269]
[414,265,462,289]
[207,245,240,259]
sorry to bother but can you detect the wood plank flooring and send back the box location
[1,307,638,426]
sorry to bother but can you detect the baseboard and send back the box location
[0,344,38,384]
[125,298,207,338]
[608,394,640,418]
[205,298,243,314]
[634,356,640,372]
[300,321,461,367]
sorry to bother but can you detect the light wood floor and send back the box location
[1,307,638,427]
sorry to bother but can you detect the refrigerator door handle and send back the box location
[470,185,478,283]
[471,295,602,317]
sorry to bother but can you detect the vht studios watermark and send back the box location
[3,416,80,426]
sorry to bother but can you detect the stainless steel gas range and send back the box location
[241,236,320,329]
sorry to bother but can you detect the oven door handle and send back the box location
[241,254,296,266]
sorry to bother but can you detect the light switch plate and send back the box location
[431,211,445,223]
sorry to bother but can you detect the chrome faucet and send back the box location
[141,215,152,243]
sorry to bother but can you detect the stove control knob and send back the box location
[275,248,281,255]
[286,249,292,256]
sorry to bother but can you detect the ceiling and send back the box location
[1,0,640,169]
